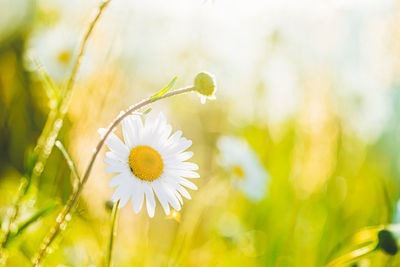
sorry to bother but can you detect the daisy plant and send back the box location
[33,72,216,266]
[1,0,113,264]
[101,112,199,217]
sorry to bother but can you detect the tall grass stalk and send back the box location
[106,199,120,267]
[0,178,28,256]
[32,86,196,266]
[30,0,113,190]
[1,0,113,257]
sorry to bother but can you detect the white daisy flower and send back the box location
[217,136,269,202]
[29,23,92,83]
[29,24,77,81]
[100,112,199,218]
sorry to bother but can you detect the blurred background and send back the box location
[1,0,400,266]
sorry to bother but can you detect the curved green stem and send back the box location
[106,200,120,267]
[32,86,195,266]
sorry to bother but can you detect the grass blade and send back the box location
[55,140,81,190]
[30,55,60,108]
[7,204,58,245]
[106,200,120,267]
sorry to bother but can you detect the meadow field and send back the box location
[1,0,400,266]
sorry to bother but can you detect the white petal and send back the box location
[163,151,194,162]
[166,138,192,154]
[108,173,130,187]
[143,184,156,217]
[144,116,155,134]
[164,162,199,171]
[118,188,131,208]
[152,181,170,215]
[164,161,199,171]
[167,130,182,145]
[153,113,170,140]
[181,162,199,170]
[124,115,143,145]
[104,157,126,166]
[164,170,200,179]
[179,178,198,190]
[175,191,183,204]
[135,117,144,139]
[122,116,135,149]
[111,187,122,202]
[163,175,180,188]
[111,186,130,206]
[176,184,191,200]
[100,130,130,159]
[105,151,126,163]
[151,113,163,134]
[132,182,144,214]
[158,125,172,144]
[178,151,194,161]
[156,112,166,127]
[105,164,128,173]
[161,182,181,211]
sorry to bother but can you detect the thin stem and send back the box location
[1,0,112,256]
[59,0,112,115]
[32,86,195,266]
[31,0,112,189]
[106,199,120,267]
[325,242,378,267]
[30,55,59,107]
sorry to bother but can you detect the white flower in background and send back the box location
[100,112,199,218]
[217,136,269,202]
[29,24,85,82]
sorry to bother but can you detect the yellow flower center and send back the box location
[129,145,164,181]
[232,165,245,179]
[57,50,72,65]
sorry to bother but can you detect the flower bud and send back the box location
[194,72,216,103]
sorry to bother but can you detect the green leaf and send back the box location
[8,203,58,244]
[142,107,152,115]
[150,77,178,100]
